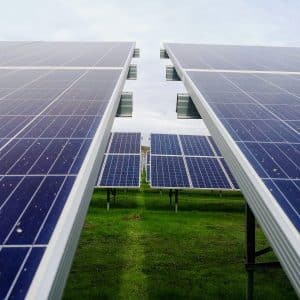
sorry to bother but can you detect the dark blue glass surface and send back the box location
[179,135,214,156]
[109,132,141,154]
[186,157,231,189]
[185,69,300,230]
[99,155,140,187]
[151,134,181,155]
[151,156,190,188]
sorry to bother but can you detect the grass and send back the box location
[63,173,296,299]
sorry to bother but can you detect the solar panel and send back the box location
[108,132,141,154]
[179,135,215,156]
[151,155,190,188]
[186,157,232,189]
[0,42,133,67]
[165,43,300,71]
[98,154,140,187]
[0,41,135,299]
[151,133,181,155]
[165,42,300,295]
[150,133,238,190]
[96,132,141,188]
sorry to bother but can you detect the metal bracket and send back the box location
[176,93,202,119]
[116,92,133,117]
[127,64,137,80]
[133,48,140,58]
[166,65,180,81]
[160,49,169,59]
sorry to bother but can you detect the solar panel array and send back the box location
[165,43,300,295]
[0,41,134,299]
[96,132,141,188]
[165,43,300,71]
[146,151,150,182]
[150,133,239,190]
[0,41,133,67]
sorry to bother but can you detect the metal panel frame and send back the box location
[26,43,135,299]
[165,43,300,296]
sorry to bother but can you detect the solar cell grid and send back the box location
[0,41,135,299]
[165,42,300,294]
[0,42,133,67]
[108,132,141,154]
[166,43,300,72]
[151,155,190,188]
[186,157,232,189]
[150,133,238,189]
[98,154,140,187]
[179,135,215,156]
[151,133,181,155]
[97,132,141,188]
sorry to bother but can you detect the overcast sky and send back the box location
[1,0,300,145]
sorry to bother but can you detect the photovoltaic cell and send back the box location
[108,132,141,154]
[96,132,141,188]
[151,155,190,188]
[98,154,140,187]
[0,41,134,299]
[150,133,238,189]
[186,157,232,189]
[151,133,181,155]
[180,135,215,156]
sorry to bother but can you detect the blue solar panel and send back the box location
[166,43,300,294]
[186,157,232,189]
[0,42,133,67]
[98,154,140,187]
[151,133,181,155]
[151,155,190,188]
[97,132,141,187]
[0,41,134,298]
[108,132,141,153]
[179,135,215,156]
[165,43,300,71]
[150,134,238,189]
[186,71,300,230]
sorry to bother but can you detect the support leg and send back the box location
[175,190,178,213]
[112,189,116,204]
[245,203,255,300]
[169,189,173,206]
[106,189,110,211]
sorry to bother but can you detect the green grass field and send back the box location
[63,174,296,299]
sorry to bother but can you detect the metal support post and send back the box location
[245,203,255,300]
[169,189,173,206]
[175,190,178,213]
[106,189,110,211]
[112,189,116,204]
